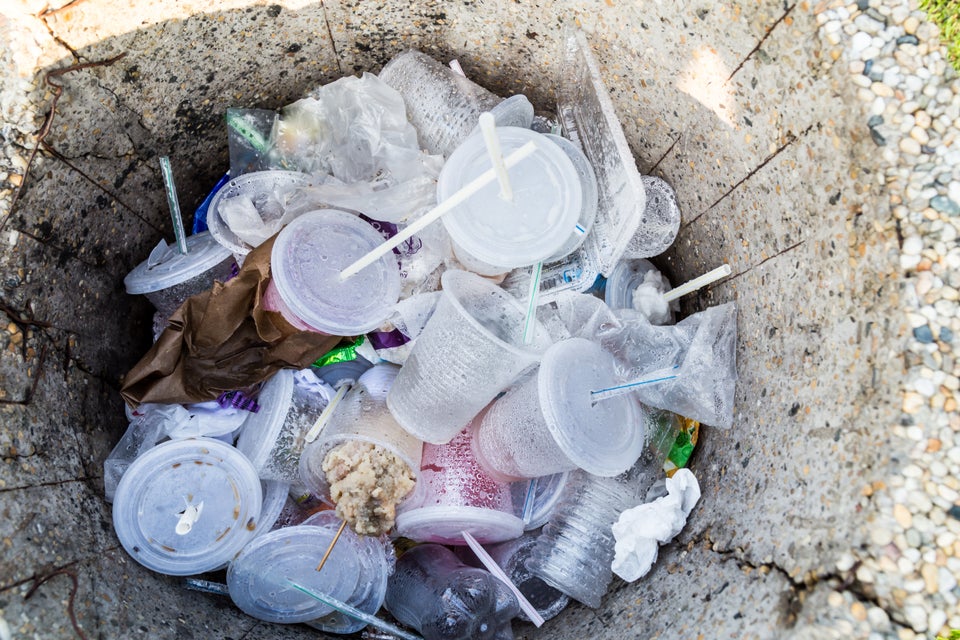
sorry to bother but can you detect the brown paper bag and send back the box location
[120,235,342,407]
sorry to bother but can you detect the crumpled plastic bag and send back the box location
[554,293,738,428]
[270,73,443,223]
[611,468,701,581]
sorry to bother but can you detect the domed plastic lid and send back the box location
[395,506,524,546]
[124,231,233,294]
[543,134,598,261]
[439,127,582,268]
[271,209,402,335]
[206,170,312,257]
[226,524,367,624]
[112,438,263,576]
[236,370,295,472]
[538,338,643,477]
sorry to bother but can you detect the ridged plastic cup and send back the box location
[386,269,551,444]
[438,127,583,269]
[265,209,402,335]
[473,337,644,480]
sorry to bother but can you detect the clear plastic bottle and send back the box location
[526,407,680,608]
[384,543,518,640]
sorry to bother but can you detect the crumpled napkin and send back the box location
[611,469,701,581]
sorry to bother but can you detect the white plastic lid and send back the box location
[439,127,582,268]
[206,170,312,257]
[543,134,598,261]
[112,437,263,576]
[395,505,524,546]
[124,231,233,295]
[236,370,295,472]
[271,209,402,335]
[538,338,644,477]
[226,524,362,624]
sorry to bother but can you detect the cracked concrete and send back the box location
[0,0,952,638]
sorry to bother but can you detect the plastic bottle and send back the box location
[384,543,519,640]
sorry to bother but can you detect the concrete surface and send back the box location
[0,0,947,638]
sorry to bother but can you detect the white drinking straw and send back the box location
[160,156,189,255]
[304,383,349,443]
[339,141,539,280]
[662,264,732,302]
[461,531,546,627]
[590,365,680,405]
[478,112,513,201]
[287,580,424,640]
[521,261,542,346]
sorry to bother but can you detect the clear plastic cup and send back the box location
[510,471,570,531]
[266,209,402,335]
[394,422,524,546]
[386,269,551,444]
[377,49,534,158]
[235,369,328,484]
[206,170,312,262]
[299,364,424,509]
[473,337,644,480]
[226,515,390,626]
[603,258,660,310]
[543,133,598,261]
[112,438,263,576]
[123,231,236,319]
[438,127,582,269]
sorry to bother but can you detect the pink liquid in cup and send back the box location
[262,278,329,334]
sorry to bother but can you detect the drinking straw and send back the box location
[159,156,188,255]
[521,261,543,345]
[478,112,513,201]
[521,478,538,525]
[339,141,539,280]
[225,110,270,154]
[287,580,424,640]
[448,59,466,76]
[304,383,349,444]
[461,531,546,627]
[316,520,347,572]
[590,365,680,405]
[662,264,732,302]
[174,500,204,535]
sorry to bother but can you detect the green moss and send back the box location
[919,0,960,71]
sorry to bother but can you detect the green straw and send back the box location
[159,156,188,255]
[521,261,543,345]
[225,110,270,154]
[286,580,424,640]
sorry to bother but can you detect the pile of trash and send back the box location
[108,32,737,640]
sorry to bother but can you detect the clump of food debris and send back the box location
[322,440,416,536]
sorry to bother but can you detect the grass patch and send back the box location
[919,0,960,71]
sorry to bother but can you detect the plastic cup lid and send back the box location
[226,524,364,624]
[112,437,263,576]
[236,370,295,472]
[271,209,402,335]
[124,231,233,295]
[356,363,400,398]
[206,170,312,256]
[538,338,644,477]
[253,480,291,538]
[543,134,598,261]
[439,127,582,268]
[395,506,524,546]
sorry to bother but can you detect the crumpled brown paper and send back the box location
[120,235,342,407]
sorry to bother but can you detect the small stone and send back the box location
[941,327,954,342]
[904,604,928,632]
[931,196,960,215]
[897,34,920,47]
[913,325,934,343]
[871,527,894,546]
[894,503,913,528]
[900,137,922,155]
[828,590,845,607]
[851,31,872,54]
[851,600,867,621]
[910,126,930,145]
[948,505,960,520]
[903,16,919,34]
[867,605,890,629]
[921,562,939,593]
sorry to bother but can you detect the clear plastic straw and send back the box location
[521,261,543,345]
[662,264,732,302]
[478,112,513,201]
[304,383,349,443]
[590,365,680,404]
[339,141,539,280]
[287,580,424,640]
[521,478,538,525]
[159,156,188,255]
[461,531,546,627]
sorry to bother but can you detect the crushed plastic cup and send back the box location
[473,337,645,480]
[265,209,402,335]
[123,231,236,319]
[386,269,551,444]
[112,438,263,576]
[378,49,534,158]
[438,127,582,269]
[395,423,524,546]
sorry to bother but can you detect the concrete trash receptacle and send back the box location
[2,1,958,637]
